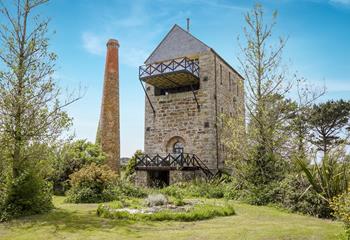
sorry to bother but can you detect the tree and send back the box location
[0,0,80,220]
[236,4,292,189]
[308,100,350,155]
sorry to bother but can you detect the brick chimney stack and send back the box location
[97,39,120,172]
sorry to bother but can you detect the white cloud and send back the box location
[82,32,105,56]
[120,47,148,67]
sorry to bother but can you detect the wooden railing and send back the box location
[139,57,199,80]
[135,153,214,179]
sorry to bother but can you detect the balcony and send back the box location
[139,57,199,89]
[135,153,214,179]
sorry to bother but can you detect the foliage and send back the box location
[297,150,349,202]
[277,174,330,218]
[160,181,230,199]
[0,170,53,222]
[51,139,106,195]
[222,4,297,206]
[308,100,350,154]
[115,180,148,198]
[330,189,350,239]
[65,163,117,203]
[123,150,142,181]
[145,194,168,207]
[97,201,235,222]
[0,0,80,220]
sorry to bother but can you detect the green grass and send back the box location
[97,200,235,221]
[0,196,344,240]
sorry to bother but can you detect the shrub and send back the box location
[123,150,142,181]
[51,140,106,195]
[115,180,148,198]
[277,174,331,218]
[145,194,168,207]
[65,163,117,203]
[330,190,350,238]
[97,201,235,221]
[297,151,349,217]
[0,170,53,222]
[161,181,226,199]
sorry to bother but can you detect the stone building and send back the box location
[135,25,244,187]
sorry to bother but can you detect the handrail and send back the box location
[139,57,199,80]
[135,153,214,179]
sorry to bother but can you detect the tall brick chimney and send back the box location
[96,39,120,172]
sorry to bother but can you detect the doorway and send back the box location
[148,170,169,188]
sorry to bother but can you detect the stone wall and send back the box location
[135,171,148,187]
[144,50,244,172]
[169,170,197,185]
[214,54,245,169]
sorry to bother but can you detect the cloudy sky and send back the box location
[31,0,350,157]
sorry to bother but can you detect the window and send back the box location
[229,72,231,91]
[154,84,200,96]
[220,64,223,85]
[173,141,184,154]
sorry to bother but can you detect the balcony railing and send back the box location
[135,153,213,179]
[139,57,199,80]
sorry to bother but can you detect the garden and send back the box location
[0,1,349,240]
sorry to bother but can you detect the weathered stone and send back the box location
[97,39,120,172]
[137,25,245,185]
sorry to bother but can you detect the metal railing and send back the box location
[135,153,213,179]
[139,57,199,80]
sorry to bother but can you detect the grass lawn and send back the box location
[0,196,344,240]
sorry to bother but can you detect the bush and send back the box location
[97,201,235,221]
[0,170,53,222]
[277,174,331,218]
[123,150,142,181]
[51,140,106,195]
[145,194,168,207]
[115,180,148,198]
[330,189,350,238]
[161,181,227,199]
[65,163,117,203]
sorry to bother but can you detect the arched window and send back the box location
[173,141,184,154]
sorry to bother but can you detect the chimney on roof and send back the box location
[186,18,190,32]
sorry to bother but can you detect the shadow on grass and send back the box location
[5,206,137,233]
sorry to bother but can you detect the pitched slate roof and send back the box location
[145,24,210,64]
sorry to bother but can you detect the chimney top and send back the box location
[107,39,119,48]
[186,18,190,32]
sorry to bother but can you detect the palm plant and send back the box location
[297,149,349,202]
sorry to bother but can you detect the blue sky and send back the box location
[36,0,350,157]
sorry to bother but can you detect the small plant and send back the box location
[145,194,168,207]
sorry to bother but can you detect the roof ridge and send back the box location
[144,24,211,64]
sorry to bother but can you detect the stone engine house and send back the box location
[135,24,244,187]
